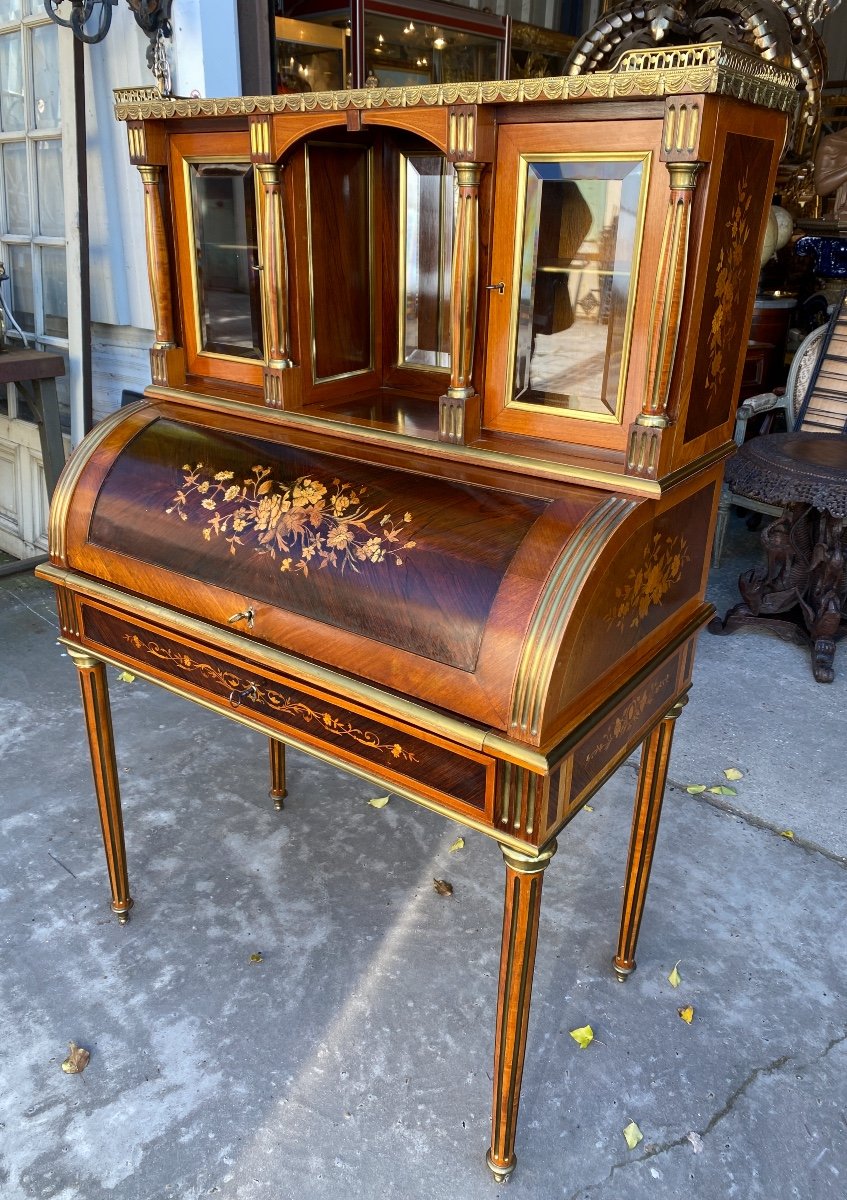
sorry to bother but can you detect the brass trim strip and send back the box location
[115,44,799,121]
[510,496,636,738]
[41,564,548,771]
[57,635,540,856]
[145,384,663,497]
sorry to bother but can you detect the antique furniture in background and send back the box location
[37,46,794,1181]
[0,346,66,576]
[712,294,847,679]
[713,320,829,565]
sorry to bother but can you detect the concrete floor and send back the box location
[0,517,845,1200]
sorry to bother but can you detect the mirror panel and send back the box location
[401,153,453,370]
[509,155,648,421]
[188,162,263,360]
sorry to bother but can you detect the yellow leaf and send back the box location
[623,1121,643,1149]
[249,952,263,963]
[368,795,390,809]
[117,671,135,683]
[781,829,794,840]
[723,768,743,781]
[569,1025,594,1049]
[449,837,465,853]
[678,1005,695,1024]
[584,805,593,812]
[668,961,681,988]
[61,1042,90,1074]
[686,785,706,794]
[709,785,737,796]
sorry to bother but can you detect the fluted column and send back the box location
[257,163,293,375]
[138,165,176,350]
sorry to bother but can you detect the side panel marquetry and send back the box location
[78,602,496,821]
[684,132,774,444]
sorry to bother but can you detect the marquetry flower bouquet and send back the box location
[167,463,417,575]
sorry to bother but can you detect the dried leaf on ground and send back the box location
[584,805,593,812]
[709,786,737,796]
[686,785,706,794]
[678,1005,695,1024]
[781,829,795,840]
[433,878,453,897]
[449,837,465,853]
[668,961,682,988]
[249,952,263,963]
[687,1131,704,1153]
[117,671,136,684]
[569,1025,594,1049]
[368,795,390,809]
[61,1043,90,1074]
[723,768,743,781]
[623,1121,643,1149]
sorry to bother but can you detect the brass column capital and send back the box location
[500,841,557,876]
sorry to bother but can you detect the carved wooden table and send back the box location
[710,432,847,682]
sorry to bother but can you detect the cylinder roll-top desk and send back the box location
[38,45,795,1180]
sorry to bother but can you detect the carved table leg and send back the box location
[268,737,287,810]
[614,697,687,980]
[69,649,133,923]
[487,841,557,1183]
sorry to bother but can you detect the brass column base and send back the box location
[486,1149,517,1183]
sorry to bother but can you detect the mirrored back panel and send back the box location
[400,152,454,371]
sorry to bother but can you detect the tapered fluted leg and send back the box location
[614,696,688,979]
[268,738,287,810]
[69,649,133,923]
[487,841,557,1183]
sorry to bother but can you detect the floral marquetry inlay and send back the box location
[122,634,420,763]
[703,168,754,417]
[606,533,690,631]
[167,464,417,575]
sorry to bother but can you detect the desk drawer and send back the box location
[77,598,496,823]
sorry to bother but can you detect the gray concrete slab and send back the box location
[1,517,845,1200]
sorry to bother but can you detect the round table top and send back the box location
[725,431,847,517]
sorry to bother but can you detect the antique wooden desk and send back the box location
[37,45,795,1180]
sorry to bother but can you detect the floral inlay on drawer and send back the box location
[169,464,417,575]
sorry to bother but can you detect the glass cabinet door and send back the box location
[508,154,649,422]
[188,161,263,361]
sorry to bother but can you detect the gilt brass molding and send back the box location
[114,43,798,124]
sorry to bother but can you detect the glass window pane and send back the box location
[0,1,22,24]
[511,157,646,419]
[36,140,64,236]
[402,153,452,369]
[2,141,29,234]
[42,245,67,337]
[32,24,60,129]
[0,32,24,131]
[7,243,33,331]
[189,163,263,359]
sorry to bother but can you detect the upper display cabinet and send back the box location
[116,44,796,486]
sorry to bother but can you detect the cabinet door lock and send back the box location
[227,607,255,630]
[486,282,505,294]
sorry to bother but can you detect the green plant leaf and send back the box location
[449,836,465,853]
[117,671,135,683]
[368,795,390,809]
[723,768,743,781]
[668,961,682,988]
[686,785,706,794]
[569,1025,594,1049]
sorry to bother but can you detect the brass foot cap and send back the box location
[269,790,287,811]
[486,1150,516,1183]
[112,898,134,925]
[613,958,635,981]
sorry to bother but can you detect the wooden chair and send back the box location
[712,304,842,566]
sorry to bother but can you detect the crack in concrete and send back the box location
[623,761,847,868]
[563,1031,847,1200]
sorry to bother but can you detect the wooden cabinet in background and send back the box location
[38,45,796,1181]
